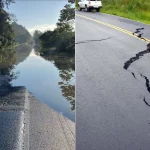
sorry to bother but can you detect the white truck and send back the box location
[78,0,102,12]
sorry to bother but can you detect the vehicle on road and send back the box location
[78,0,102,12]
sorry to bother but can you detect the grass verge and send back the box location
[76,0,150,24]
[101,0,150,24]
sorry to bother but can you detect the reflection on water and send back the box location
[2,45,75,121]
[0,46,17,89]
[43,53,75,111]
[15,44,32,65]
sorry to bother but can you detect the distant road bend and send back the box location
[76,10,150,150]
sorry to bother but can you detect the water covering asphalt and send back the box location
[0,85,75,150]
[0,87,28,150]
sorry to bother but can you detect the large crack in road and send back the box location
[142,75,150,93]
[123,43,150,70]
[123,28,150,108]
[123,38,150,108]
[75,37,112,44]
[143,97,150,107]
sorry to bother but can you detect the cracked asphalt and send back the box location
[76,11,150,150]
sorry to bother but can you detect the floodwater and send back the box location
[1,45,75,121]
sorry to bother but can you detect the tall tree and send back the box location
[0,0,15,8]
[33,30,42,45]
[0,0,16,48]
[57,4,75,30]
[0,8,15,49]
[0,0,16,75]
[39,3,75,55]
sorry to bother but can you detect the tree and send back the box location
[57,4,75,33]
[0,0,15,8]
[33,30,42,45]
[0,8,15,49]
[42,54,75,111]
[9,13,17,23]
[0,0,16,48]
[57,4,75,25]
[39,30,54,48]
[68,0,75,4]
[39,3,75,56]
[0,0,16,76]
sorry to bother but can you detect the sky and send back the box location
[5,0,69,34]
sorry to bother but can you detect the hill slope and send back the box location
[11,22,32,44]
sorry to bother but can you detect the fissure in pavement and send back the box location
[123,39,150,107]
[123,43,150,70]
[75,37,111,44]
[143,97,150,107]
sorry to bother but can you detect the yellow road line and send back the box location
[76,14,150,43]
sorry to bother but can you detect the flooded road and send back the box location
[9,46,75,121]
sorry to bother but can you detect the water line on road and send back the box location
[11,48,75,121]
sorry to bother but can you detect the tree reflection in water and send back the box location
[42,53,75,111]
[0,47,16,81]
[0,44,32,87]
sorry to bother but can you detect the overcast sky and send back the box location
[6,0,68,34]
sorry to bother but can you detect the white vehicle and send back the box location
[78,0,102,12]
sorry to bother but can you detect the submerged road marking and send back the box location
[76,14,150,43]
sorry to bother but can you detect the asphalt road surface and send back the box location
[0,87,75,150]
[76,10,150,150]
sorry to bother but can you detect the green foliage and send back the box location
[68,0,75,4]
[101,0,150,24]
[39,4,75,56]
[39,3,75,109]
[0,0,16,48]
[0,8,15,49]
[0,46,15,77]
[40,29,75,55]
[0,0,15,8]
[0,47,15,65]
[75,0,78,8]
[57,4,75,24]
[33,30,42,52]
[11,22,32,44]
[15,44,32,65]
[55,30,75,54]
[33,30,42,44]
[43,54,75,110]
[0,0,16,76]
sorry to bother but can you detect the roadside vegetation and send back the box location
[0,0,32,78]
[101,0,150,24]
[33,4,75,56]
[75,0,150,24]
[32,3,75,109]
[0,0,16,72]
[0,0,75,110]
